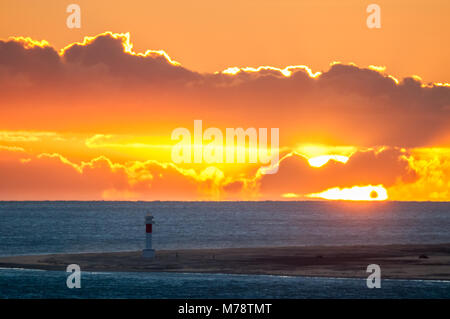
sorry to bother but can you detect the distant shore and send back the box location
[0,244,449,280]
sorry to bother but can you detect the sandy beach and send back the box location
[0,244,449,280]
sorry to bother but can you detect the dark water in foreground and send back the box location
[0,269,449,299]
[0,201,448,298]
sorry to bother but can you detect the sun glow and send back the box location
[282,193,300,198]
[221,65,321,78]
[297,144,355,157]
[368,65,387,72]
[306,185,388,201]
[9,36,49,49]
[308,155,349,167]
[295,144,354,167]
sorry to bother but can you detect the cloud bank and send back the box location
[0,32,448,147]
[0,32,449,200]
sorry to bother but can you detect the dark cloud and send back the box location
[0,39,61,83]
[62,33,198,83]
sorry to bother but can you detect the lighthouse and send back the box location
[142,213,155,258]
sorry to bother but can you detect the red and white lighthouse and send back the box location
[142,213,155,258]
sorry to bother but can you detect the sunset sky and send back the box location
[0,1,449,200]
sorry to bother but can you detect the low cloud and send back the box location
[0,148,225,200]
[258,148,417,199]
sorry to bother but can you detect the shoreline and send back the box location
[0,244,449,280]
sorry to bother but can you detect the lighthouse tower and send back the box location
[142,213,155,258]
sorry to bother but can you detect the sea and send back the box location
[0,201,449,298]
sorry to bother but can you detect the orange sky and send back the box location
[0,1,449,201]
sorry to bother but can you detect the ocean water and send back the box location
[1,268,449,299]
[0,201,449,256]
[0,201,449,298]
